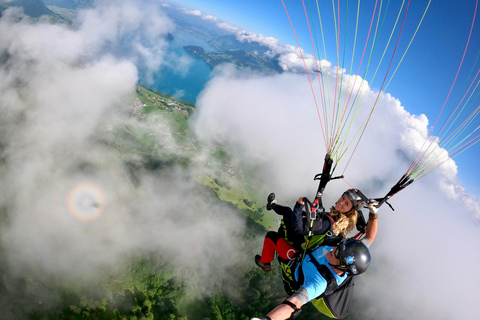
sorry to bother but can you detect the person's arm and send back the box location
[252,296,303,320]
[364,201,379,244]
[290,198,306,235]
[364,214,378,244]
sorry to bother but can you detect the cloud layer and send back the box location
[1,1,479,319]
[0,0,245,297]
[193,65,480,319]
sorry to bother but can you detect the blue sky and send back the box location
[167,0,480,197]
[167,0,480,113]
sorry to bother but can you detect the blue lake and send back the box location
[139,29,215,103]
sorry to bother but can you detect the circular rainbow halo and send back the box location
[65,181,108,224]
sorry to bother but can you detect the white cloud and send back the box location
[76,0,176,82]
[181,8,202,16]
[203,14,217,21]
[0,0,245,298]
[193,64,480,319]
[2,1,479,318]
[181,7,218,21]
[237,30,280,48]
[217,22,238,32]
[234,30,321,73]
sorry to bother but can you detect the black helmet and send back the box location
[343,189,364,211]
[335,238,371,275]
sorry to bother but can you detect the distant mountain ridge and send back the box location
[206,34,272,54]
[184,45,283,74]
[42,0,93,9]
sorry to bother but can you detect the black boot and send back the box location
[255,255,271,272]
[266,193,276,211]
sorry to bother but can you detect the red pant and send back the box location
[260,231,299,264]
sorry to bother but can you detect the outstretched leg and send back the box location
[255,231,299,272]
[266,192,277,210]
[266,193,293,217]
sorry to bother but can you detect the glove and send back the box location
[367,200,379,218]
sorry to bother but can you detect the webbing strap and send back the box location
[300,153,339,266]
[300,198,317,265]
[307,252,345,297]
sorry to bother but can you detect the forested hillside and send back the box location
[0,86,333,319]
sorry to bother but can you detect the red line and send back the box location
[440,104,480,148]
[361,1,411,151]
[437,67,480,142]
[301,0,328,149]
[337,0,379,145]
[449,134,480,157]
[430,0,478,134]
[331,0,341,147]
[281,0,328,149]
[409,0,479,175]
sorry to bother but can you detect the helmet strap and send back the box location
[328,263,349,275]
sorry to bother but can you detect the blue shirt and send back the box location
[294,246,348,302]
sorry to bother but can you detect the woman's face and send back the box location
[335,193,354,213]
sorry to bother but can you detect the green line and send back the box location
[344,0,431,171]
[308,0,330,150]
[384,0,432,91]
[441,83,480,149]
[331,0,340,149]
[335,0,388,161]
[314,0,332,150]
[439,50,480,142]
[332,0,352,154]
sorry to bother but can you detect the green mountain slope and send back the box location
[0,0,71,24]
[0,0,53,17]
[0,84,291,319]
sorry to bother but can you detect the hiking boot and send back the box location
[266,193,276,211]
[255,255,271,272]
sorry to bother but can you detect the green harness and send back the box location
[277,226,354,319]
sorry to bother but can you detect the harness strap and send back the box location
[300,198,322,264]
[307,252,347,297]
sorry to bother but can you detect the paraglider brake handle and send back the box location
[378,197,395,211]
[313,173,344,181]
[357,189,395,211]
[313,172,344,197]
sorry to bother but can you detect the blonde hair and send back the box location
[329,207,358,237]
